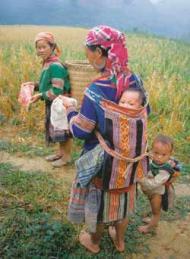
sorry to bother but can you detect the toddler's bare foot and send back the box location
[142,217,151,224]
[108,226,125,252]
[138,225,155,234]
[79,230,100,254]
[138,225,150,233]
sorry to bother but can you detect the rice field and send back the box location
[0,25,190,161]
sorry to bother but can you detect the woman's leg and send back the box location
[109,218,128,252]
[79,224,104,253]
[115,218,128,250]
[91,223,104,245]
[52,138,73,167]
[59,138,73,161]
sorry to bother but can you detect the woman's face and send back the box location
[36,39,53,61]
[85,46,106,72]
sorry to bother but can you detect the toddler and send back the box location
[137,134,180,233]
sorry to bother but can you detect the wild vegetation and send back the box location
[0,26,190,258]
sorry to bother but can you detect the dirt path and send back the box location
[1,150,190,259]
[0,151,75,182]
[144,215,190,259]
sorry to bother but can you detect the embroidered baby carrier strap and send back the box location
[85,85,149,190]
[95,131,148,163]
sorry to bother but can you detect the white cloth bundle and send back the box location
[50,96,77,130]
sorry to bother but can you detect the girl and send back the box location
[28,32,72,167]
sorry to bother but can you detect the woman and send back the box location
[62,25,146,253]
[28,32,72,167]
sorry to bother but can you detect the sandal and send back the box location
[79,230,100,254]
[45,154,62,162]
[142,217,151,224]
[51,157,71,168]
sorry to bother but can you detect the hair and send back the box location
[122,86,146,105]
[152,134,174,152]
[86,44,109,57]
[35,41,56,50]
[49,42,56,49]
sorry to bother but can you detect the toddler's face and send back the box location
[119,91,141,109]
[151,141,172,165]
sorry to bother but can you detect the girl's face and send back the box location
[36,39,53,61]
[152,141,172,165]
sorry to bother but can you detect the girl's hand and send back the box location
[23,81,35,87]
[30,93,42,104]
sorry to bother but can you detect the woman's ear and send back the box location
[96,47,103,56]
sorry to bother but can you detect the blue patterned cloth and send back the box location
[76,144,104,187]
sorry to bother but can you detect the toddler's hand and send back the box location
[136,178,143,183]
[168,159,176,168]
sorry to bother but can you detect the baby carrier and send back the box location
[83,75,149,190]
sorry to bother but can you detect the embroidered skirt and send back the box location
[68,177,136,233]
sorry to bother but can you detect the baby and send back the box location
[118,86,145,109]
[137,134,180,234]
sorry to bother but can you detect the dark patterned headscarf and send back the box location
[86,25,131,97]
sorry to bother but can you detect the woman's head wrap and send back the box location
[86,25,131,98]
[34,32,61,57]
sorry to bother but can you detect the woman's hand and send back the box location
[30,93,42,104]
[58,95,75,108]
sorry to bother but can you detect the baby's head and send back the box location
[119,87,144,109]
[151,134,174,165]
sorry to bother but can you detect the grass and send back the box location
[177,164,190,184]
[0,137,82,163]
[0,139,53,157]
[0,162,150,258]
[0,162,189,258]
[137,187,190,223]
[0,210,77,258]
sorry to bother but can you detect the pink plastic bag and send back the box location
[18,83,35,110]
